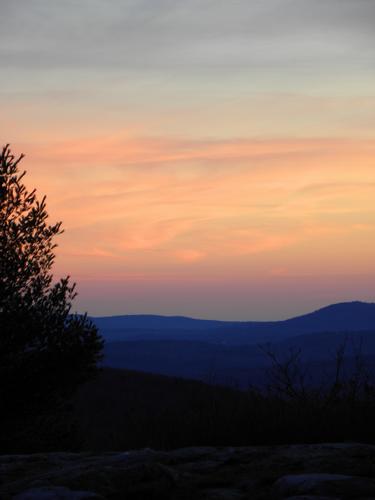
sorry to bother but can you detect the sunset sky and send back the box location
[1,0,375,319]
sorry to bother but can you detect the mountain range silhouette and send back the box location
[93,301,375,387]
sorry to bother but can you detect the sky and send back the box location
[1,0,375,319]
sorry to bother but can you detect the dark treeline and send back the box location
[73,363,375,452]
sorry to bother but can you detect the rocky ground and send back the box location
[1,443,375,499]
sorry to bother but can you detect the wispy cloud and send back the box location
[2,0,375,317]
[1,1,374,71]
[15,135,374,288]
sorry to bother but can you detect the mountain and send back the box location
[94,301,375,345]
[98,302,375,387]
[103,340,265,385]
[93,314,233,332]
[103,334,375,388]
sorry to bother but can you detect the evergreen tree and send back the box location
[0,144,103,451]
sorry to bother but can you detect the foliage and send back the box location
[75,360,375,451]
[0,145,103,452]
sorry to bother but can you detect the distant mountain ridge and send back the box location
[94,302,375,387]
[93,301,375,345]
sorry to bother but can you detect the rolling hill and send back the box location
[96,302,375,387]
[93,301,375,345]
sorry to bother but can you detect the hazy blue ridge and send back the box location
[93,301,375,344]
[93,302,375,388]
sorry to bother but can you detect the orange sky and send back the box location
[1,1,375,318]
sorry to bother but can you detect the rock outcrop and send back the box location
[1,443,375,499]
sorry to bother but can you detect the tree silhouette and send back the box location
[0,145,103,451]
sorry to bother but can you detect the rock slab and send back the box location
[1,443,375,499]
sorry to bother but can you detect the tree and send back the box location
[0,144,103,451]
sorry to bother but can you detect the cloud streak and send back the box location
[1,1,374,317]
[11,135,374,292]
[1,0,375,71]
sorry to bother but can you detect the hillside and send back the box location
[73,367,375,452]
[99,302,375,387]
[94,301,375,345]
[103,336,375,387]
